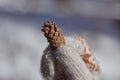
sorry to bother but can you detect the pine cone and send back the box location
[41,21,65,49]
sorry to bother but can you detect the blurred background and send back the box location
[0,0,120,80]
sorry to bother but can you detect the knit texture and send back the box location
[41,37,95,80]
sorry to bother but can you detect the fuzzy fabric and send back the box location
[41,37,100,80]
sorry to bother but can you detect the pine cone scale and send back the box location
[41,21,65,49]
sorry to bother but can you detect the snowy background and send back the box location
[0,0,120,80]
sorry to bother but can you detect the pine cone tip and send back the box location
[41,21,65,49]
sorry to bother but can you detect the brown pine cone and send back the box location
[41,21,65,49]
